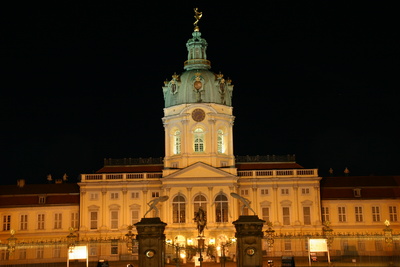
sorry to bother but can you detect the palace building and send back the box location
[1,10,399,266]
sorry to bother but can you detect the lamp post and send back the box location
[7,229,17,255]
[383,220,393,245]
[322,221,334,248]
[265,222,275,252]
[125,225,136,253]
[66,227,77,253]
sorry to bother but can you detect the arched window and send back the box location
[215,194,228,222]
[173,195,186,223]
[217,129,224,153]
[194,194,207,218]
[194,128,204,152]
[173,130,181,154]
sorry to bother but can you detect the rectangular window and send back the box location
[358,241,366,251]
[3,215,11,231]
[389,206,398,222]
[260,189,269,195]
[90,211,98,230]
[283,207,290,225]
[20,215,28,230]
[36,247,44,259]
[90,193,99,200]
[110,211,119,229]
[372,206,381,222]
[131,210,140,224]
[54,213,62,229]
[338,206,346,222]
[90,245,97,256]
[322,207,330,222]
[19,249,27,260]
[375,241,383,251]
[38,196,46,204]
[111,239,118,255]
[53,247,61,258]
[38,214,45,230]
[281,188,289,195]
[301,188,310,195]
[240,189,249,196]
[131,192,140,199]
[262,207,270,223]
[110,192,119,200]
[355,206,363,222]
[284,239,292,251]
[303,207,311,225]
[152,192,160,198]
[71,212,79,229]
[353,188,361,197]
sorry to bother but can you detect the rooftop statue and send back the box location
[193,7,202,31]
[230,192,256,215]
[143,195,169,218]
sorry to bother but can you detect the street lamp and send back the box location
[125,225,136,253]
[7,229,17,254]
[322,221,334,248]
[66,227,77,253]
[383,220,393,244]
[264,222,275,251]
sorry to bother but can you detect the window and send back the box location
[36,247,44,259]
[110,211,119,229]
[152,192,160,198]
[37,214,45,230]
[303,207,311,225]
[262,207,270,223]
[217,129,224,153]
[110,192,119,200]
[194,128,204,152]
[358,241,366,251]
[173,195,186,223]
[19,249,27,260]
[3,215,11,231]
[283,207,290,225]
[20,215,28,230]
[54,213,62,229]
[53,247,61,258]
[131,192,140,199]
[71,212,79,229]
[90,245,97,256]
[240,189,249,196]
[284,239,292,251]
[338,206,346,222]
[353,188,361,197]
[372,206,381,222]
[194,194,207,218]
[174,130,181,154]
[260,189,269,195]
[321,207,329,223]
[281,188,289,195]
[301,188,310,195]
[131,209,140,224]
[389,206,398,222]
[90,211,98,230]
[355,206,363,222]
[90,193,99,200]
[111,240,118,254]
[38,196,46,204]
[215,194,228,223]
[375,241,383,251]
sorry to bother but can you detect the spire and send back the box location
[184,8,210,70]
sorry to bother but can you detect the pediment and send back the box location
[163,162,237,180]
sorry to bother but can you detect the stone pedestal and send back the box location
[233,215,265,267]
[134,217,167,267]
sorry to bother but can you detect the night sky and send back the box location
[1,2,398,185]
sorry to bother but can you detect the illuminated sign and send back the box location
[68,246,88,260]
[309,239,328,252]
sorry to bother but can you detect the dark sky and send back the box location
[1,2,398,185]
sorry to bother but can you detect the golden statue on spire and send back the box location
[193,7,202,31]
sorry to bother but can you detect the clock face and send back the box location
[145,249,155,258]
[194,81,202,90]
[192,109,205,122]
[246,247,256,256]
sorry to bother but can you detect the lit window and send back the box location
[217,129,224,153]
[173,130,181,154]
[173,195,186,223]
[194,128,204,152]
[215,194,228,223]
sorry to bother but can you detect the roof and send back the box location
[96,164,164,173]
[0,183,80,196]
[236,162,304,170]
[320,176,400,200]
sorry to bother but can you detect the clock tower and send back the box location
[162,13,235,176]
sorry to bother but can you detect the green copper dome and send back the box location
[162,29,234,108]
